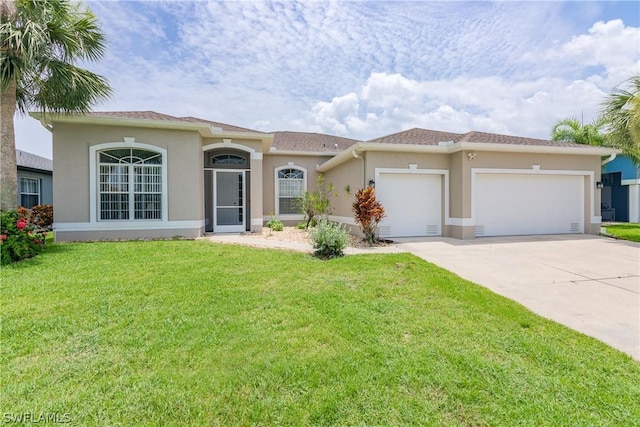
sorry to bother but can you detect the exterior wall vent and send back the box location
[426,225,438,235]
[570,223,580,232]
[475,225,485,237]
[379,225,391,237]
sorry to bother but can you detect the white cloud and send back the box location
[12,1,640,159]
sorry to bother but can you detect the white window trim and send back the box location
[20,177,41,207]
[275,165,307,217]
[89,139,168,224]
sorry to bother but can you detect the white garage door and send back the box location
[376,173,442,238]
[475,174,584,237]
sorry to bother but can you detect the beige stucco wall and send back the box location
[322,157,365,220]
[262,154,333,220]
[52,123,203,231]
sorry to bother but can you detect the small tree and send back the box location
[352,186,386,245]
[298,174,334,228]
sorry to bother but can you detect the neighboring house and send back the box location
[16,149,53,209]
[30,111,616,241]
[602,155,640,223]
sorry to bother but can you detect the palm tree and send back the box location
[1,0,111,210]
[551,117,608,146]
[601,75,640,163]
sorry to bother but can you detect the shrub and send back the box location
[298,175,335,229]
[266,218,284,231]
[353,186,386,245]
[1,210,47,265]
[309,219,348,259]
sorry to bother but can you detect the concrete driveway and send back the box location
[394,234,640,360]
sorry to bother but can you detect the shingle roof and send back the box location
[367,128,463,145]
[271,131,359,152]
[368,127,587,148]
[16,150,52,172]
[85,111,264,133]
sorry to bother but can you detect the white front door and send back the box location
[214,170,245,233]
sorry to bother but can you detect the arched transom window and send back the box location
[277,167,305,215]
[211,153,247,166]
[98,148,162,220]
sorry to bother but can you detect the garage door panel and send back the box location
[475,174,583,237]
[377,173,442,238]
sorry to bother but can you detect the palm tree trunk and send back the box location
[1,79,18,211]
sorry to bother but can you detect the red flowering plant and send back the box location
[1,209,47,265]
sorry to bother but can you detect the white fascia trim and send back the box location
[31,112,208,133]
[470,167,596,227]
[54,220,205,232]
[316,141,619,173]
[621,179,640,186]
[375,167,451,226]
[89,139,168,224]
[457,142,619,156]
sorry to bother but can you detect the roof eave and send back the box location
[30,112,275,152]
[266,150,339,157]
[317,141,620,172]
[457,141,621,156]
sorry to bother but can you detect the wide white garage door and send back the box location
[376,173,441,238]
[475,174,584,237]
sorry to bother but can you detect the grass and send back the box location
[605,223,640,242]
[2,241,639,426]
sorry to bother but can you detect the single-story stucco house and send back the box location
[30,111,617,241]
[601,155,640,223]
[17,149,53,209]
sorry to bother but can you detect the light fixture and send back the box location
[467,152,476,160]
[596,181,604,189]
[368,179,375,188]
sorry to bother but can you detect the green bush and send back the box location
[266,218,284,231]
[1,210,47,265]
[309,219,348,259]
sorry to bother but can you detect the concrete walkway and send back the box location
[394,234,640,360]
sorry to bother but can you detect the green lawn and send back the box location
[605,223,640,242]
[2,241,639,426]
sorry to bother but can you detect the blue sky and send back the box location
[16,0,640,159]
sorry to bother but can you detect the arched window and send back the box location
[98,148,162,220]
[276,167,306,215]
[211,153,247,166]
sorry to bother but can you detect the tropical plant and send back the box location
[298,174,334,229]
[0,0,111,210]
[308,218,348,259]
[551,117,608,146]
[601,75,640,163]
[352,186,386,245]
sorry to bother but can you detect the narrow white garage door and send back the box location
[475,174,584,237]
[376,173,441,237]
